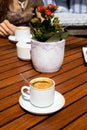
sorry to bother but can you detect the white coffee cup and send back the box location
[21,77,55,108]
[16,41,31,61]
[15,26,32,42]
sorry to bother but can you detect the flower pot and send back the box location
[31,39,65,73]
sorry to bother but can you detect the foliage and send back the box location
[30,4,68,42]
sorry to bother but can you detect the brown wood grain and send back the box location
[0,36,87,130]
[30,97,87,130]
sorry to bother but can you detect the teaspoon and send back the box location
[20,73,29,84]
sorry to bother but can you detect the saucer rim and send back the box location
[19,91,65,115]
[8,35,17,43]
[8,34,32,43]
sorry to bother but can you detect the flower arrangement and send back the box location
[30,4,68,42]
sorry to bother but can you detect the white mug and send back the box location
[15,26,32,42]
[16,41,31,61]
[21,77,55,108]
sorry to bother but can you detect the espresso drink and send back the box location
[31,79,54,89]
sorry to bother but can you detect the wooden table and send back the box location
[0,36,87,130]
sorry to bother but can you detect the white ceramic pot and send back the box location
[16,41,31,61]
[31,39,65,73]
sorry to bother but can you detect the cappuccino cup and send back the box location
[21,77,55,108]
[15,26,32,42]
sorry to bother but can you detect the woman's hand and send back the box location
[0,20,16,37]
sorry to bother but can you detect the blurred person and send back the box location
[0,0,43,37]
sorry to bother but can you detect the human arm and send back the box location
[0,20,16,37]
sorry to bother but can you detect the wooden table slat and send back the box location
[0,36,87,130]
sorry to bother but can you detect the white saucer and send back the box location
[8,35,32,43]
[19,91,65,115]
[8,35,18,43]
[82,47,87,63]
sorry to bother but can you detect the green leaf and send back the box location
[59,32,69,40]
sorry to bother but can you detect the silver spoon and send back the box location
[20,73,29,84]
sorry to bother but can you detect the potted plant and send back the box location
[30,4,68,73]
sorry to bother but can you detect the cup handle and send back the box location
[21,86,30,100]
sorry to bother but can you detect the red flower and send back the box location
[45,9,52,16]
[37,6,45,12]
[48,4,58,11]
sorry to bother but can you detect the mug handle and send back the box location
[21,86,30,100]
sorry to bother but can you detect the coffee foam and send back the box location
[31,79,54,89]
